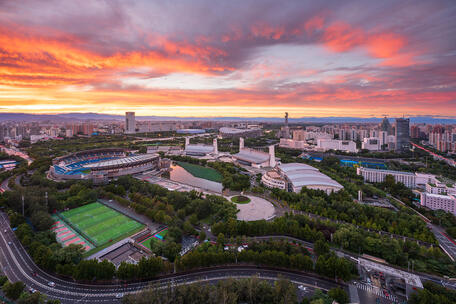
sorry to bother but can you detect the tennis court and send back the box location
[59,202,144,247]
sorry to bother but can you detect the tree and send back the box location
[217,233,225,246]
[30,211,54,231]
[2,281,25,300]
[328,287,349,304]
[314,240,330,256]
[17,292,47,304]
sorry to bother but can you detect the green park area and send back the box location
[176,161,223,182]
[231,195,251,204]
[60,202,144,247]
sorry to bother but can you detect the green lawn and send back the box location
[60,202,144,247]
[231,195,251,204]
[176,161,223,182]
[140,237,156,250]
[140,229,168,250]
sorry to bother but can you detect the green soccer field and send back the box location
[60,202,144,247]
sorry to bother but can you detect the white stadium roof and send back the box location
[278,163,343,189]
[233,149,269,164]
[84,154,158,168]
[185,144,214,154]
[219,127,261,134]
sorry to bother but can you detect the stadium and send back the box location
[49,148,160,183]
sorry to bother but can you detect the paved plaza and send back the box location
[234,195,276,221]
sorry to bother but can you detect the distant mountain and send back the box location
[0,112,455,124]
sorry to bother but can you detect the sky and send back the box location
[0,0,455,118]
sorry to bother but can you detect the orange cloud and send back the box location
[0,23,232,88]
[322,22,365,52]
[250,23,285,40]
[367,33,405,58]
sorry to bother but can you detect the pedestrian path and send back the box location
[354,282,398,302]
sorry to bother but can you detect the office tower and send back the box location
[125,112,136,134]
[380,116,392,134]
[395,118,410,152]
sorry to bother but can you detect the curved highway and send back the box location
[0,212,341,303]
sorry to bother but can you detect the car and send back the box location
[47,282,55,287]
[298,285,307,291]
[7,241,12,245]
[3,229,6,233]
[116,293,124,299]
[28,287,36,293]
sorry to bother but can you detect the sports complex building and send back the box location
[262,163,343,194]
[49,148,160,183]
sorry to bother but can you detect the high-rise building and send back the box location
[395,118,410,152]
[380,116,392,134]
[125,112,136,134]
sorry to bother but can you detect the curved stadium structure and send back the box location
[50,148,160,183]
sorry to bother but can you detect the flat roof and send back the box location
[84,154,158,168]
[359,167,415,176]
[424,192,456,199]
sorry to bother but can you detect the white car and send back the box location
[47,282,55,287]
[298,285,307,291]
[116,293,124,299]
[7,241,12,245]
[28,287,37,293]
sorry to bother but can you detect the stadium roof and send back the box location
[84,154,158,168]
[279,163,319,173]
[185,144,214,154]
[233,149,269,164]
[278,163,343,189]
[219,127,260,134]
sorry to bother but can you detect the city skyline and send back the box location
[1,0,456,118]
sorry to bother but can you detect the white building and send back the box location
[232,137,276,168]
[125,112,136,134]
[184,137,218,156]
[316,139,358,153]
[279,138,310,150]
[261,169,287,190]
[356,167,416,188]
[262,163,343,194]
[420,192,456,215]
[362,138,381,151]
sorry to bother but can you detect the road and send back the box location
[0,212,342,303]
[428,224,456,261]
[388,194,456,262]
[0,176,11,193]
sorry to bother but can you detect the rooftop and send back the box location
[219,127,260,134]
[359,167,416,176]
[233,148,270,164]
[185,144,214,154]
[84,154,158,168]
[278,162,343,189]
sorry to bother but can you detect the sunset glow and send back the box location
[1,0,455,118]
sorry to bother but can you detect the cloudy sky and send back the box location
[1,0,455,117]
